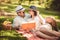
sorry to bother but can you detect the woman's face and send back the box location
[29,9,34,16]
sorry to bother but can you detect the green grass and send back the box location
[0,30,27,40]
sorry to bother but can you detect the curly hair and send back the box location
[46,17,59,31]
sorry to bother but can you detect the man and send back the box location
[13,5,30,30]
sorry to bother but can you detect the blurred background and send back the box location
[0,0,60,40]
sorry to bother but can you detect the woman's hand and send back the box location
[37,11,40,16]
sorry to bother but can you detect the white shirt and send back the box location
[40,23,52,31]
[12,14,30,28]
[27,15,45,30]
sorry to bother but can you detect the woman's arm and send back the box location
[38,15,45,24]
[37,11,46,24]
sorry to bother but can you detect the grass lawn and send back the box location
[0,30,27,40]
[0,3,60,40]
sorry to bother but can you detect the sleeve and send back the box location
[39,15,46,24]
[40,24,52,31]
[12,18,20,28]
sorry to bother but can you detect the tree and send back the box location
[50,0,60,11]
[44,0,52,9]
[0,0,5,4]
[38,0,44,5]
[18,0,23,5]
[29,0,32,4]
[7,0,11,3]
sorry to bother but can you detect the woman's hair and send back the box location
[46,17,59,31]
[29,6,37,17]
[46,17,57,26]
[31,10,37,18]
[33,10,37,16]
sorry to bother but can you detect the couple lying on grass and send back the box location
[12,5,60,40]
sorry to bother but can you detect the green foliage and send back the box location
[0,18,13,23]
[50,0,60,11]
[44,0,53,9]
[0,4,17,12]
[0,18,6,30]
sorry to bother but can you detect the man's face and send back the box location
[17,10,25,17]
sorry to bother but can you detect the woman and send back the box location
[28,6,45,30]
[40,17,60,37]
[42,17,60,37]
[28,6,58,40]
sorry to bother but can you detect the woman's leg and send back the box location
[40,29,60,37]
[35,31,58,40]
[52,30,60,37]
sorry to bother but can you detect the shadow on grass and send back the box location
[0,4,29,13]
[0,3,18,13]
[0,30,27,40]
[0,36,27,40]
[4,5,17,13]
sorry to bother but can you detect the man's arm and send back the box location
[12,19,20,30]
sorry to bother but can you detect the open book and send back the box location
[21,22,36,31]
